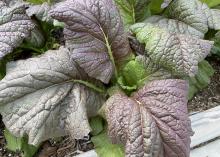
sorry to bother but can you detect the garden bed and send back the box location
[0,56,219,157]
[0,0,220,156]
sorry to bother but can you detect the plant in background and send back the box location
[0,0,219,157]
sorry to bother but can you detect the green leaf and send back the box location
[131,23,213,77]
[119,56,171,93]
[166,0,220,32]
[90,116,104,136]
[144,15,205,38]
[187,60,215,99]
[114,0,151,28]
[211,45,220,56]
[201,0,220,7]
[4,129,22,152]
[92,130,124,157]
[149,0,164,14]
[21,138,39,157]
[117,76,137,93]
[25,26,45,49]
[25,0,51,4]
[4,129,39,157]
[122,58,147,86]
[210,31,220,57]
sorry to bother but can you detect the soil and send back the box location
[188,57,220,113]
[35,135,93,157]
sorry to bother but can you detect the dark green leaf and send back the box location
[187,60,215,99]
[149,0,164,14]
[25,0,50,4]
[201,0,220,7]
[4,129,39,157]
[4,129,22,152]
[90,116,104,136]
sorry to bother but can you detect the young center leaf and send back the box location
[49,0,132,83]
[0,1,35,59]
[121,55,171,90]
[0,47,104,145]
[131,23,214,77]
[114,0,151,28]
[103,79,193,157]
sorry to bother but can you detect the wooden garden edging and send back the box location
[190,105,220,157]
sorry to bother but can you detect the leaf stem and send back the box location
[73,80,105,93]
[132,5,136,24]
[19,45,43,54]
[100,27,118,79]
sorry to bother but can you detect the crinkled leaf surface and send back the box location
[26,2,64,26]
[166,0,208,33]
[145,0,220,38]
[27,2,53,23]
[25,25,45,48]
[206,9,220,30]
[161,0,173,8]
[49,0,132,83]
[114,0,151,28]
[0,47,104,145]
[121,55,171,90]
[128,35,146,55]
[104,79,193,157]
[2,0,26,6]
[0,2,35,59]
[144,15,204,38]
[135,55,172,84]
[166,0,220,33]
[131,23,213,77]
